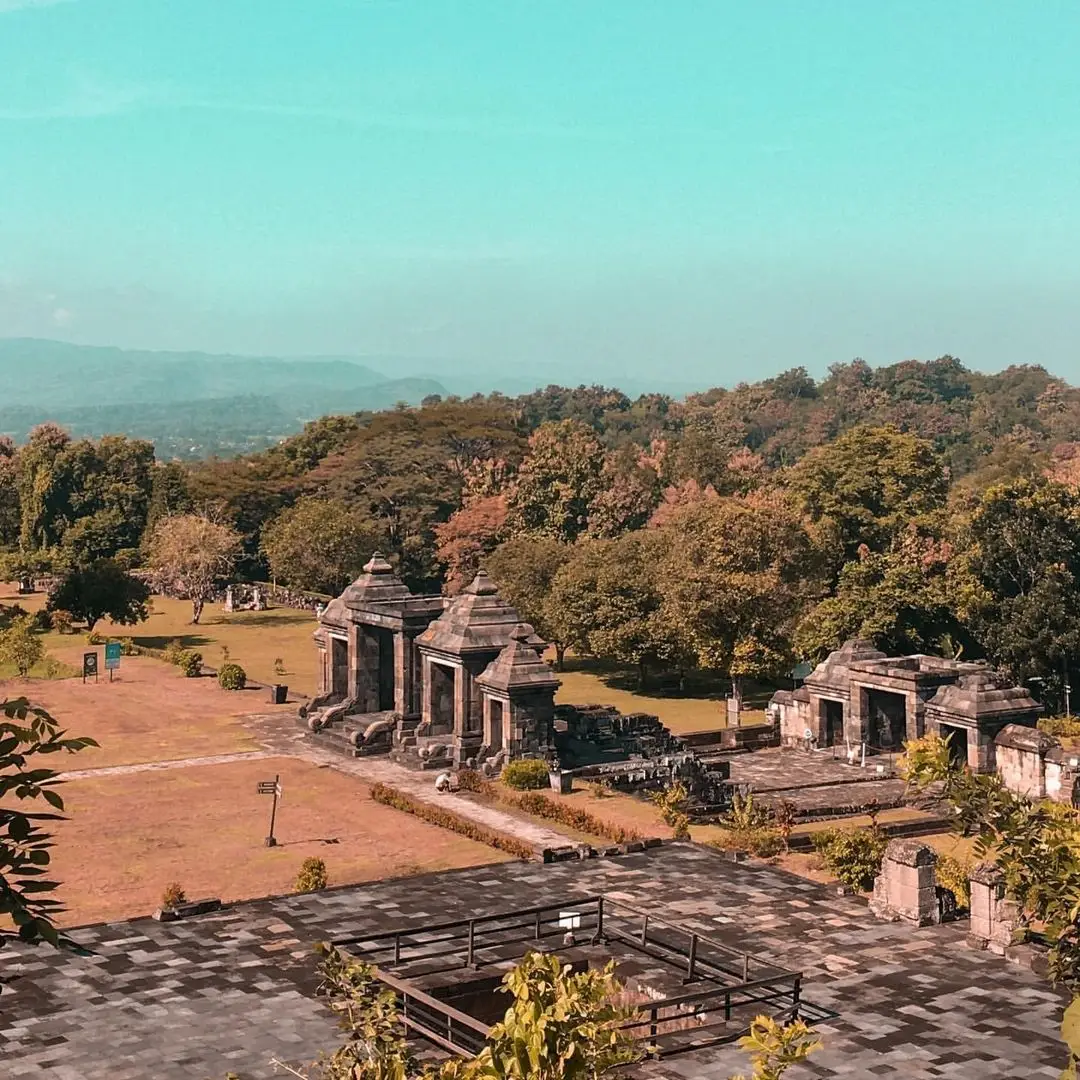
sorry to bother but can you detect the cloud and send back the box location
[0,77,160,121]
[0,0,74,12]
[51,307,72,327]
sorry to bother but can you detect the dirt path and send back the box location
[60,749,278,781]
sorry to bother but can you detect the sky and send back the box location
[1,1,1079,388]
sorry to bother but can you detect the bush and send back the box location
[811,827,888,892]
[455,768,488,793]
[936,854,973,909]
[119,637,137,656]
[502,789,645,844]
[722,791,773,831]
[713,825,784,858]
[161,882,187,909]
[86,630,107,645]
[177,649,203,677]
[370,782,534,860]
[295,857,328,893]
[218,662,247,690]
[50,609,74,635]
[31,609,53,632]
[502,758,550,790]
[1039,716,1080,738]
[163,639,187,665]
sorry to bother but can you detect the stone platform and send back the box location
[1,845,1067,1079]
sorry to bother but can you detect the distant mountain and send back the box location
[0,339,445,458]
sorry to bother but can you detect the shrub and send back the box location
[811,827,888,892]
[177,649,203,677]
[589,780,614,799]
[370,782,534,860]
[273,657,286,677]
[163,638,186,665]
[502,758,550,790]
[774,799,798,851]
[651,781,691,839]
[220,644,230,662]
[218,662,247,690]
[1039,716,1080,738]
[722,791,773,831]
[50,609,73,635]
[161,882,187,909]
[296,857,328,893]
[936,854,973,909]
[714,825,784,858]
[455,768,488,793]
[86,630,107,646]
[502,789,645,844]
[31,609,53,632]
[119,637,137,656]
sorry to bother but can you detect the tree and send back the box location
[486,537,573,668]
[262,496,384,596]
[434,494,508,595]
[1,696,97,949]
[584,447,660,539]
[547,533,681,686]
[795,530,970,663]
[0,616,44,677]
[730,1015,821,1080]
[958,477,1080,706]
[505,420,606,543]
[47,560,150,632]
[146,513,242,624]
[656,492,824,697]
[0,435,19,548]
[788,424,948,567]
[16,423,72,552]
[143,461,194,540]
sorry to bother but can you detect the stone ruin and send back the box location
[299,553,735,813]
[770,639,1042,772]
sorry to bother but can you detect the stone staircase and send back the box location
[300,708,398,759]
[390,729,454,771]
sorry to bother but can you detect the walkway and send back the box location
[59,749,278,781]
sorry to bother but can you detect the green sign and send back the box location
[104,642,122,670]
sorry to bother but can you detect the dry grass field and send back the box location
[51,755,508,927]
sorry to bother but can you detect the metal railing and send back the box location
[334,894,806,1059]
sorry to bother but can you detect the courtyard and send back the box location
[2,845,1068,1079]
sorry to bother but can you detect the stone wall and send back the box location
[869,839,941,927]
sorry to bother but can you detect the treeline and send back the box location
[4,356,1080,707]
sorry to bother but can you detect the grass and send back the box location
[2,584,319,694]
[47,755,508,927]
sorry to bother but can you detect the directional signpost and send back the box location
[257,775,282,847]
[104,641,122,681]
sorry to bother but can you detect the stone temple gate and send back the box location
[303,554,558,770]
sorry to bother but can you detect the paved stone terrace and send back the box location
[1,845,1067,1079]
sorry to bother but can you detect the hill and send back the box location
[0,339,445,457]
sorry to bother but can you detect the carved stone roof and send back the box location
[927,669,1043,724]
[804,639,887,692]
[341,552,412,610]
[416,570,545,656]
[476,624,561,696]
[316,595,349,632]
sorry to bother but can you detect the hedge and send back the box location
[369,782,534,860]
[499,789,644,844]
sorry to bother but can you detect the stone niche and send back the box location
[868,839,941,927]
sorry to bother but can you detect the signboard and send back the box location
[257,775,282,847]
[104,642,122,671]
[82,652,98,682]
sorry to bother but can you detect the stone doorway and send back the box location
[821,699,844,747]
[940,723,968,769]
[330,636,349,698]
[428,661,456,734]
[867,689,907,751]
[358,626,396,712]
[486,698,505,753]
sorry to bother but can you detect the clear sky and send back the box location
[1,1,1078,387]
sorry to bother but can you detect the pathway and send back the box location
[246,712,580,851]
[59,749,278,781]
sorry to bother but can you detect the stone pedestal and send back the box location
[223,585,235,612]
[869,839,940,927]
[968,862,1018,954]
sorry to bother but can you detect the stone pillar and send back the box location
[252,586,265,611]
[869,839,940,927]
[846,684,867,747]
[420,654,433,729]
[968,863,1018,954]
[224,585,235,612]
[393,632,409,717]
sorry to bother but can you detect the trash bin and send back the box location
[549,769,573,795]
[270,684,288,705]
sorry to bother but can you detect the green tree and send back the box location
[0,616,44,677]
[146,513,242,623]
[16,422,72,552]
[0,435,19,548]
[657,492,824,697]
[729,1015,821,1080]
[262,496,383,596]
[143,461,194,540]
[47,559,151,632]
[1,696,97,948]
[486,537,573,668]
[795,531,970,663]
[433,493,507,595]
[788,424,948,567]
[958,476,1080,706]
[505,420,606,544]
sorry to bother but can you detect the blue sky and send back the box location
[1,1,1078,387]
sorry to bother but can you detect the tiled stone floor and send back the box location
[1,845,1066,1078]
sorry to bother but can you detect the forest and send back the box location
[4,354,1080,709]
